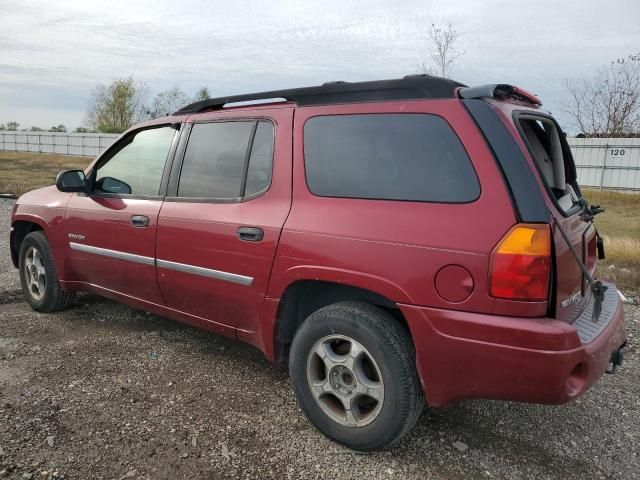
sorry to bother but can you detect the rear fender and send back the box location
[267,265,413,304]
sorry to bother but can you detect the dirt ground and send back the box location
[1,197,638,480]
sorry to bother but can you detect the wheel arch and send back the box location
[10,219,46,268]
[272,279,413,364]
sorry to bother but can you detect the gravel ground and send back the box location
[0,197,638,480]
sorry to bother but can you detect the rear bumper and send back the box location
[401,284,627,407]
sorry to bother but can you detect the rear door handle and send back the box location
[237,226,264,242]
[130,215,149,228]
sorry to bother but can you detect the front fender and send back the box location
[11,191,71,277]
[10,213,52,267]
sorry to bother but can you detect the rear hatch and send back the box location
[510,110,597,323]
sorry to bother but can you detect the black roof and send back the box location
[174,75,466,115]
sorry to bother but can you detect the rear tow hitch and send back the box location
[606,341,626,374]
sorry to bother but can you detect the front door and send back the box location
[65,124,179,304]
[155,108,293,331]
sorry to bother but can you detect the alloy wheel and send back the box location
[24,247,46,301]
[306,334,384,427]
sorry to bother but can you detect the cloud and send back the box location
[1,0,639,128]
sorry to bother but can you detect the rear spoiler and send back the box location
[459,84,542,106]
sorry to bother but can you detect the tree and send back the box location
[0,124,5,131]
[146,86,190,119]
[563,53,640,137]
[86,78,149,133]
[421,22,464,78]
[75,127,93,133]
[6,121,19,131]
[193,87,211,102]
[49,124,67,132]
[30,126,45,131]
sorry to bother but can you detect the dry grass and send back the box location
[0,151,93,197]
[583,188,640,294]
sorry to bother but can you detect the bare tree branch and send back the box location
[422,22,464,78]
[146,86,190,119]
[562,53,640,137]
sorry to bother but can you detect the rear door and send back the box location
[512,112,596,322]
[155,107,293,332]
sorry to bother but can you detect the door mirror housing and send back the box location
[56,170,87,192]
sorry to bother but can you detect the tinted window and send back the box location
[245,122,274,196]
[179,122,253,198]
[178,120,274,199]
[96,126,175,196]
[304,114,479,202]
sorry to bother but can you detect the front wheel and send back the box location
[19,231,73,312]
[289,302,424,451]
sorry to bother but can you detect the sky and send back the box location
[1,0,639,131]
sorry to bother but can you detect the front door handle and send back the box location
[237,226,264,242]
[130,215,149,228]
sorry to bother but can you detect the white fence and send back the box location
[568,137,640,192]
[0,131,119,157]
[1,132,639,192]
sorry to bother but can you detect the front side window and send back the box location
[304,114,480,203]
[96,126,176,196]
[178,120,274,199]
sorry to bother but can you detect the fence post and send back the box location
[599,143,608,190]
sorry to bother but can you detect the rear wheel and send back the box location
[289,302,423,451]
[19,231,73,312]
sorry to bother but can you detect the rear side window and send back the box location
[244,122,274,196]
[304,114,479,202]
[178,120,274,199]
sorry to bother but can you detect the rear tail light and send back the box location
[490,224,551,301]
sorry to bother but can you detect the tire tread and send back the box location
[19,231,73,312]
[289,301,424,451]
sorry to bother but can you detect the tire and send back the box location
[19,231,73,312]
[289,301,424,451]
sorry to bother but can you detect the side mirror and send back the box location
[56,170,87,192]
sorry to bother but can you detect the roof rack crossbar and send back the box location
[173,76,466,115]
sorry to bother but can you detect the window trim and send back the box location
[301,112,482,204]
[84,123,181,200]
[512,110,582,218]
[166,117,275,204]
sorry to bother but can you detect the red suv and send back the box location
[9,76,627,451]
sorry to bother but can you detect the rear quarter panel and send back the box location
[269,99,518,314]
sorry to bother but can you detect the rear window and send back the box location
[303,114,480,202]
[516,114,580,213]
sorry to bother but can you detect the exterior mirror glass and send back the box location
[95,176,132,195]
[56,170,86,192]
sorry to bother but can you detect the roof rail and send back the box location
[173,76,465,115]
[458,84,542,106]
